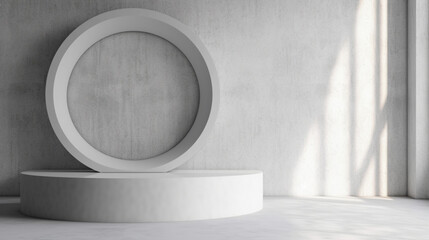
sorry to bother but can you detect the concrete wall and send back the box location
[68,32,199,160]
[408,0,429,198]
[0,0,407,196]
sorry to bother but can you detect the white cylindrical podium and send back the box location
[20,170,263,222]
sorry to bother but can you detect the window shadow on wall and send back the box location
[294,0,407,196]
[255,0,406,196]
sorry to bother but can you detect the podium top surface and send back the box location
[21,170,262,179]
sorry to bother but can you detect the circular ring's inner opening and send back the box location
[67,31,199,160]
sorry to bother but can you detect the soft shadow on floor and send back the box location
[0,197,26,219]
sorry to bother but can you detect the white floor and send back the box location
[1,197,429,240]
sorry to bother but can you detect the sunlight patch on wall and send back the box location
[291,121,321,196]
[324,41,351,196]
[291,0,390,196]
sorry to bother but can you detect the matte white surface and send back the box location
[20,170,262,222]
[3,197,429,240]
[408,0,429,198]
[46,9,219,172]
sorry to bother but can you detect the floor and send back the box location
[1,197,428,240]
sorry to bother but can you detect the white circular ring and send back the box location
[46,9,219,172]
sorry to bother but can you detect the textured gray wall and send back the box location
[0,0,407,196]
[68,32,199,160]
[408,0,429,198]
